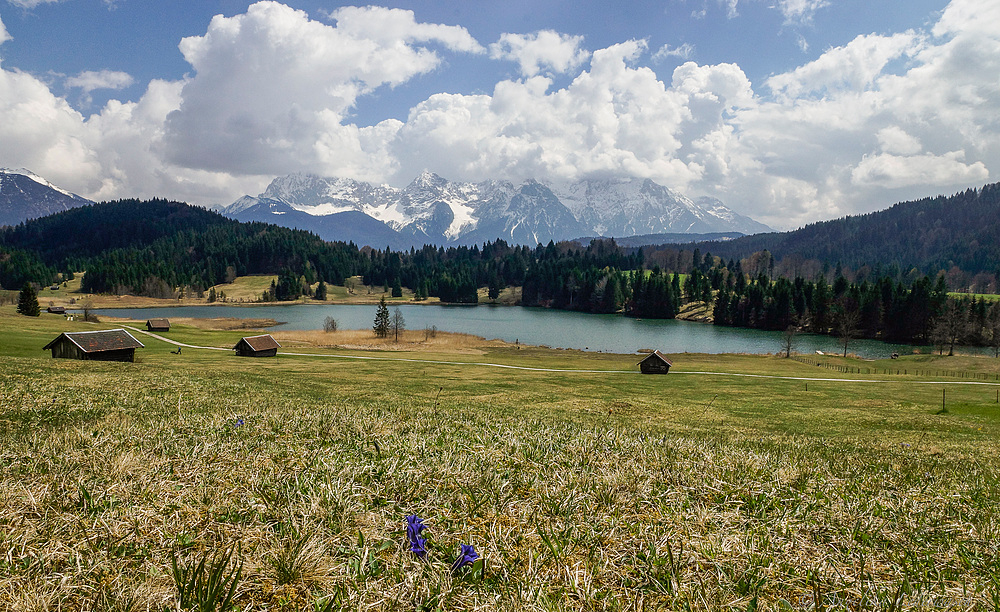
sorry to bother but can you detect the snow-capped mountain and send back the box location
[223,171,771,247]
[549,178,772,236]
[0,168,92,227]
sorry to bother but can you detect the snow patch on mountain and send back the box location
[1,168,93,226]
[223,172,771,246]
[1,168,75,198]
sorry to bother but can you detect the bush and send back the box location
[323,316,338,333]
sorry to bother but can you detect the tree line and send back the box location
[676,182,1000,288]
[6,197,1000,352]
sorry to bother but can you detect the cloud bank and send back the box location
[0,0,996,229]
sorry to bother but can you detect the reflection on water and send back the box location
[92,303,971,359]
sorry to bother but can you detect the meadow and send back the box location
[1,306,999,611]
[31,274,522,310]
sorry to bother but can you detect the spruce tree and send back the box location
[373,296,390,338]
[314,280,327,300]
[17,282,40,317]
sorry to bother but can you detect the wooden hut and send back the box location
[42,329,144,362]
[638,350,672,374]
[233,334,280,357]
[47,306,66,314]
[146,318,171,332]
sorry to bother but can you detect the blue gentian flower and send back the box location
[405,515,428,558]
[451,544,479,572]
[410,535,427,558]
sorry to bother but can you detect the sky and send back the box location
[0,0,997,230]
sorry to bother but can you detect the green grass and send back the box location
[2,306,1000,610]
[948,291,1000,301]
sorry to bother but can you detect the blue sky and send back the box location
[1,0,996,229]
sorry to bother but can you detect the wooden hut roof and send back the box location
[147,318,170,328]
[234,334,281,351]
[637,350,672,366]
[42,329,144,353]
[47,306,66,313]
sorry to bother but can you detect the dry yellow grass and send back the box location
[4,307,1000,610]
[271,328,514,354]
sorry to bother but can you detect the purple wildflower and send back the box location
[451,544,479,572]
[405,515,428,558]
[410,535,427,558]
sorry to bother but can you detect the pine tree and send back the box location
[373,296,390,338]
[17,282,40,317]
[487,272,502,302]
[314,280,327,300]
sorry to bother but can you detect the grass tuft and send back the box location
[170,544,243,612]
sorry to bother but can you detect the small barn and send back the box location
[638,350,672,374]
[43,329,144,362]
[233,334,280,357]
[146,318,170,332]
[47,306,66,314]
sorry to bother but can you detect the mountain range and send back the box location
[0,168,92,227]
[222,172,772,248]
[0,168,772,247]
[3,169,999,293]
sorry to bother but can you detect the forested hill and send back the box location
[680,183,1000,276]
[0,199,368,293]
[2,199,230,263]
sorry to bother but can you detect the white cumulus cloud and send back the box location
[0,14,11,44]
[728,0,999,227]
[775,0,829,25]
[652,43,695,62]
[766,32,923,99]
[0,0,996,233]
[328,5,484,54]
[0,60,100,186]
[876,127,922,156]
[489,30,589,77]
[389,41,754,192]
[851,151,988,189]
[65,70,134,93]
[161,1,483,179]
[65,69,134,106]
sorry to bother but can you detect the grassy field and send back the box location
[2,307,999,611]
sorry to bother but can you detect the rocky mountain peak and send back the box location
[1,168,92,227]
[223,171,771,248]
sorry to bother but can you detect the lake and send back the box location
[88,303,959,359]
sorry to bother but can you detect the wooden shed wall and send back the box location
[639,360,671,374]
[87,349,137,362]
[49,339,84,360]
[235,346,277,358]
